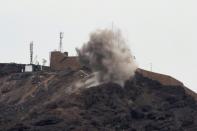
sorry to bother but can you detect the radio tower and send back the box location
[30,41,33,64]
[59,32,64,52]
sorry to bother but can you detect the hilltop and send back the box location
[0,69,197,131]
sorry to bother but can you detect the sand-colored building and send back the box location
[50,51,81,71]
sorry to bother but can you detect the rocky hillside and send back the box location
[0,69,197,131]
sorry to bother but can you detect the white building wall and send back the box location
[25,65,33,72]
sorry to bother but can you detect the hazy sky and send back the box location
[0,0,196,92]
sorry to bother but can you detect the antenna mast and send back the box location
[150,63,152,71]
[30,41,33,64]
[59,32,64,52]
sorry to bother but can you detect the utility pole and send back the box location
[30,41,33,64]
[111,22,115,45]
[150,63,152,71]
[59,32,64,52]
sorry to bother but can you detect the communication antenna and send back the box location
[111,22,114,45]
[30,41,33,64]
[59,32,64,52]
[150,63,152,71]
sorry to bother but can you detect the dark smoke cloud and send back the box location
[76,29,137,87]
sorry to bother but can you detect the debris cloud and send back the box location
[76,29,137,87]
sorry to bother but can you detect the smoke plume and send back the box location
[76,29,137,87]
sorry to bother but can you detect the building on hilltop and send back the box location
[50,51,81,71]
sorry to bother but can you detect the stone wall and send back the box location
[50,51,81,71]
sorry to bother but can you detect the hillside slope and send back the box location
[0,70,197,131]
